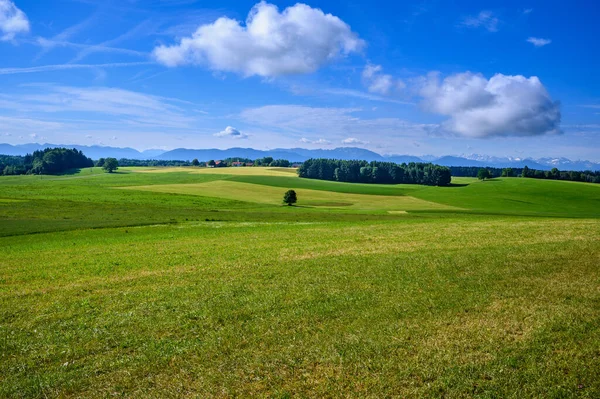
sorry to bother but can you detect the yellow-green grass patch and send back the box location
[125,166,298,177]
[119,180,461,211]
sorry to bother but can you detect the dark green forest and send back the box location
[298,158,452,186]
[1,148,93,175]
[520,165,600,183]
[450,166,600,184]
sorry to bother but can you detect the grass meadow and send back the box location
[1,167,599,398]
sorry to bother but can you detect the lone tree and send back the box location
[477,168,491,180]
[191,158,200,166]
[283,189,297,206]
[103,158,119,173]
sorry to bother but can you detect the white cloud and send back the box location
[523,8,533,14]
[153,1,364,77]
[418,72,561,138]
[0,0,29,41]
[361,64,405,95]
[461,11,499,32]
[214,126,248,139]
[300,137,331,145]
[527,37,551,47]
[341,137,367,145]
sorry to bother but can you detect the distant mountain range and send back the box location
[0,143,162,161]
[1,143,599,171]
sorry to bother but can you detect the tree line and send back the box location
[103,158,191,167]
[451,166,600,184]
[1,148,93,175]
[450,166,510,178]
[205,157,292,167]
[298,158,452,186]
[114,157,293,168]
[520,166,600,184]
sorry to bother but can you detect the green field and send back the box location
[1,167,599,398]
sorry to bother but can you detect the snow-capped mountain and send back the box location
[461,154,600,171]
[1,143,599,171]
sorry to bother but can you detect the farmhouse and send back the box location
[232,161,243,167]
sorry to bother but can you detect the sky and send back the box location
[0,0,599,161]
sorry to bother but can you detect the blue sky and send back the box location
[0,0,598,160]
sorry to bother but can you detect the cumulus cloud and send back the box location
[300,137,331,145]
[362,64,405,95]
[214,126,248,139]
[342,137,367,145]
[153,1,364,77]
[527,37,551,47]
[461,11,499,32]
[418,72,561,138]
[0,0,29,41]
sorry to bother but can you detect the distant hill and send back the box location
[0,143,165,160]
[1,143,599,171]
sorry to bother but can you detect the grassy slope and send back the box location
[227,174,600,218]
[121,180,459,211]
[1,167,599,397]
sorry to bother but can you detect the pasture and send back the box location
[0,167,599,398]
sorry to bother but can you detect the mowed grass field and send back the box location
[1,167,599,398]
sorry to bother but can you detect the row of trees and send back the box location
[454,166,600,184]
[1,148,94,175]
[254,157,291,167]
[105,158,189,167]
[298,159,452,186]
[94,157,294,169]
[203,157,292,167]
[450,166,508,178]
[521,166,600,183]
